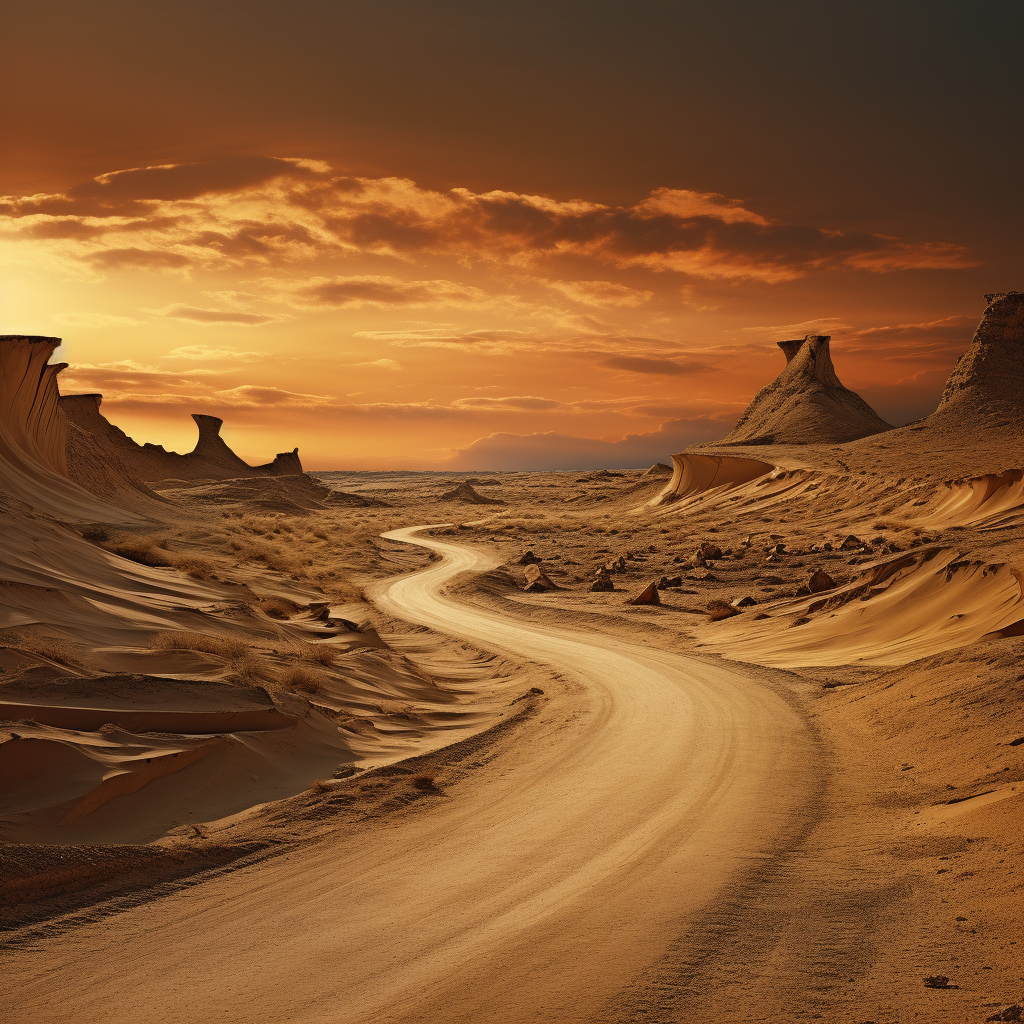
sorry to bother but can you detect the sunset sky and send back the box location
[2,1,1020,469]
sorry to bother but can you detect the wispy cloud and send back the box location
[149,303,294,326]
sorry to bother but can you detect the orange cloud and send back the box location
[291,275,490,308]
[1,158,977,285]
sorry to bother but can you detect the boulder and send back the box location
[731,596,757,608]
[839,535,863,551]
[524,564,560,590]
[590,576,615,592]
[518,551,541,565]
[808,569,837,593]
[628,582,660,606]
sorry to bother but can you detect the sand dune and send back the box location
[698,546,1023,667]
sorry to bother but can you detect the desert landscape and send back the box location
[0,290,1021,1023]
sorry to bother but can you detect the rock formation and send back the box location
[0,335,150,521]
[936,291,1024,415]
[61,394,304,482]
[644,463,673,477]
[721,334,892,446]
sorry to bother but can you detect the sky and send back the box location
[2,0,1021,470]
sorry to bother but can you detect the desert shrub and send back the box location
[150,631,247,659]
[309,779,332,794]
[288,640,336,666]
[170,556,218,579]
[707,600,741,621]
[227,653,267,684]
[102,536,173,567]
[0,627,82,666]
[412,773,440,792]
[281,664,328,694]
[80,526,109,542]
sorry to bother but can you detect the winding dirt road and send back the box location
[5,529,820,1023]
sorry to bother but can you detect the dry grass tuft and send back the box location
[171,556,218,579]
[412,773,441,792]
[101,535,172,568]
[0,627,82,666]
[150,630,270,682]
[288,640,336,666]
[281,664,329,694]
[309,779,332,794]
[150,631,247,658]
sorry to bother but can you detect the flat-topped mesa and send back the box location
[937,291,1024,413]
[720,333,892,446]
[60,397,304,481]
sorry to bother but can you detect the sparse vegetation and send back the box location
[282,664,329,694]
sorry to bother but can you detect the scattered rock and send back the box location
[590,575,615,592]
[840,534,863,551]
[986,1004,1023,1022]
[658,575,683,588]
[518,551,541,565]
[923,976,958,989]
[731,596,757,608]
[644,462,673,476]
[523,564,560,591]
[629,582,661,605]
[707,599,740,620]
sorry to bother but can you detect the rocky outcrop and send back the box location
[721,334,892,446]
[60,396,305,482]
[937,291,1023,414]
[0,336,146,522]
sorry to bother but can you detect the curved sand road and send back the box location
[5,529,819,1024]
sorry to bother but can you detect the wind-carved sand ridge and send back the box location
[1,293,1022,1023]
